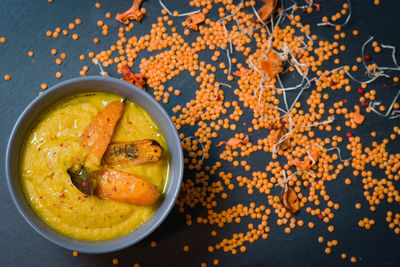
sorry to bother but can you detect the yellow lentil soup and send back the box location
[21,92,169,241]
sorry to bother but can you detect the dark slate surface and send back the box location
[1,0,400,266]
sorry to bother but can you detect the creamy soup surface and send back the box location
[21,92,169,241]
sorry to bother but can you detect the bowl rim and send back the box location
[5,76,184,253]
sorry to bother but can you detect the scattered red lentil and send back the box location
[38,1,400,264]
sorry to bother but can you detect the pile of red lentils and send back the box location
[3,0,399,265]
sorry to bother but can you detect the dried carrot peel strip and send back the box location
[233,68,248,77]
[121,65,146,89]
[294,146,320,171]
[272,125,290,150]
[182,12,205,31]
[217,135,249,148]
[281,187,300,213]
[115,0,145,24]
[261,51,283,77]
[257,0,277,22]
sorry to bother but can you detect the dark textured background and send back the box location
[1,0,400,266]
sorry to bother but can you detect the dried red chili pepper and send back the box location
[281,187,300,213]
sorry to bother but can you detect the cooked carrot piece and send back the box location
[95,169,160,205]
[80,101,125,165]
[103,139,164,166]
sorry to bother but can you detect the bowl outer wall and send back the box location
[5,76,184,253]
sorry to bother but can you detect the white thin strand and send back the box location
[217,0,244,22]
[302,169,316,178]
[369,89,400,118]
[226,49,232,76]
[219,82,232,88]
[306,149,316,165]
[295,116,335,128]
[317,0,351,27]
[250,0,268,28]
[159,0,200,17]
[325,146,351,162]
[310,143,323,150]
[379,44,400,71]
[182,136,205,164]
[94,59,108,77]
[275,170,298,188]
[159,0,172,15]
[249,58,263,75]
[223,24,233,54]
[178,10,201,17]
[361,36,375,77]
[277,75,289,111]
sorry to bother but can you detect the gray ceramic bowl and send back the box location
[5,76,183,253]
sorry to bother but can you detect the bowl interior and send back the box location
[6,76,183,253]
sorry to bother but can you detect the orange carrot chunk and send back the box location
[81,101,125,165]
[95,169,160,205]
